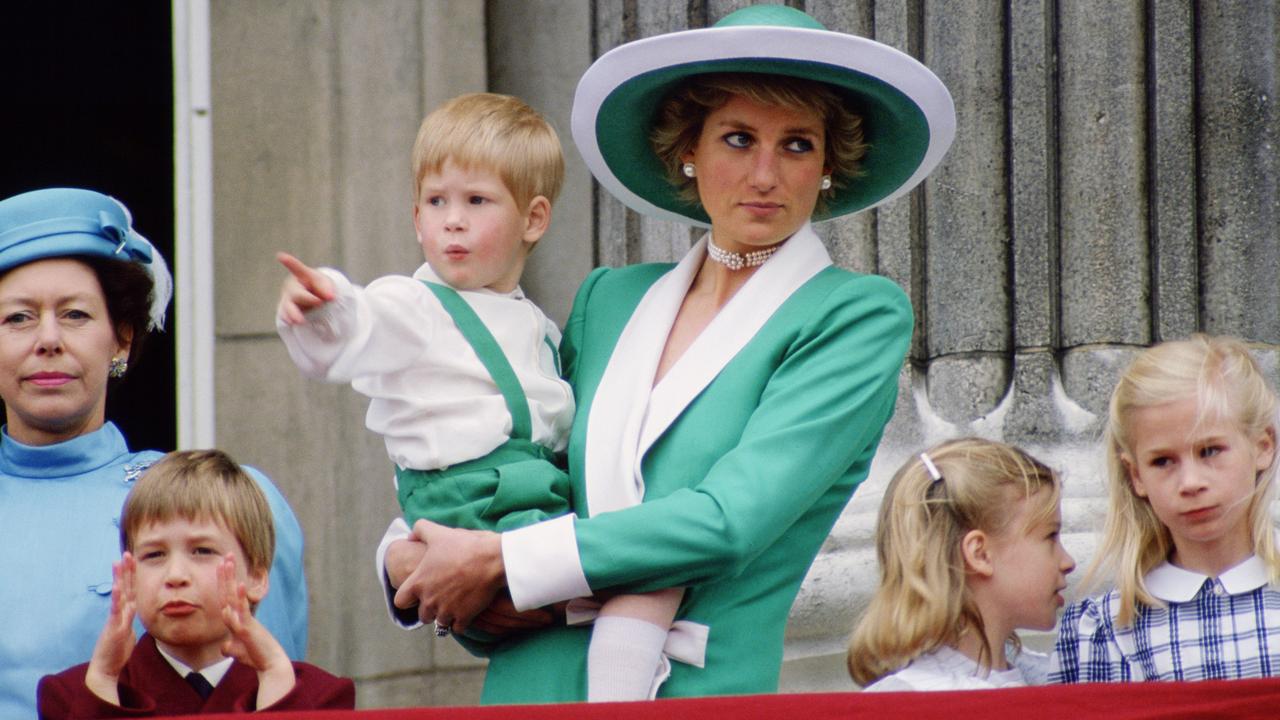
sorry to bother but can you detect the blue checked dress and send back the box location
[1050,555,1280,682]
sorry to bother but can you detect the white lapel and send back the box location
[583,223,831,516]
[636,224,831,467]
[583,247,701,515]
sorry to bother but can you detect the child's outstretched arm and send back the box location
[83,554,137,706]
[218,555,296,709]
[276,251,336,325]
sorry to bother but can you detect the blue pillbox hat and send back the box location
[0,187,173,329]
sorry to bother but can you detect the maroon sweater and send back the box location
[37,634,354,718]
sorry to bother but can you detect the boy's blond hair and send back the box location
[412,92,565,210]
[1091,334,1280,627]
[120,449,275,575]
[848,438,1060,686]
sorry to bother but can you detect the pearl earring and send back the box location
[821,175,832,190]
[682,162,696,178]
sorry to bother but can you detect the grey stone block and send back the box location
[923,1,1010,358]
[211,1,338,337]
[1009,0,1055,349]
[354,667,484,708]
[1197,3,1280,341]
[490,0,594,324]
[1060,345,1141,422]
[815,213,876,276]
[1003,350,1099,447]
[1058,1,1149,347]
[1151,0,1199,341]
[925,354,1010,426]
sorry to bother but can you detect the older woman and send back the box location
[382,5,954,702]
[0,188,309,718]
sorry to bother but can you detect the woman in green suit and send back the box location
[382,4,955,702]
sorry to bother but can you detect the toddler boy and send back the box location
[38,450,354,716]
[276,92,680,701]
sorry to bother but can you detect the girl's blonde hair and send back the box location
[848,438,1060,686]
[1090,334,1280,626]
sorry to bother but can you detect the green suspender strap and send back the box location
[422,281,533,441]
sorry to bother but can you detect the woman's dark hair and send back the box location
[75,255,155,372]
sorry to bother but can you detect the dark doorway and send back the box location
[0,3,177,451]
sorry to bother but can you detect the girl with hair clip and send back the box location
[1051,335,1280,682]
[850,438,1075,691]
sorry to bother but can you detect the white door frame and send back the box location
[172,0,216,448]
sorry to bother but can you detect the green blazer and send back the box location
[483,234,912,702]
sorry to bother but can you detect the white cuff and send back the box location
[502,514,590,610]
[375,516,422,629]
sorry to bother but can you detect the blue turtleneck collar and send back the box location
[0,421,132,479]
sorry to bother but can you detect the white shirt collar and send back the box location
[412,262,525,300]
[155,643,235,687]
[1144,553,1270,602]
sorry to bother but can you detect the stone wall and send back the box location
[210,0,496,706]
[207,0,1278,706]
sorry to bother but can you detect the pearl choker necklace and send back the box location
[706,241,779,270]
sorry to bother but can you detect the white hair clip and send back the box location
[920,452,943,483]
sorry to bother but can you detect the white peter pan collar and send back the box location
[1144,554,1270,603]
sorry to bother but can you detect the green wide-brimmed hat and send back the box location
[571,4,956,227]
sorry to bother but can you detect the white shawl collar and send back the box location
[584,223,831,516]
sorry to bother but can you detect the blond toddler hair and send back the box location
[411,92,564,210]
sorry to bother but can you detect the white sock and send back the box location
[587,615,670,702]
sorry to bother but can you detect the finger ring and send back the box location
[434,621,450,637]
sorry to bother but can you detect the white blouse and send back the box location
[863,645,1048,692]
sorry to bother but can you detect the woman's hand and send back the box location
[84,555,137,706]
[392,520,505,634]
[386,536,549,636]
[276,251,336,325]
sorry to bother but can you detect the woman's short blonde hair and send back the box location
[120,449,275,575]
[1090,334,1280,627]
[412,92,565,210]
[848,438,1060,687]
[649,72,867,215]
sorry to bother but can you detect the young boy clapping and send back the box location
[38,451,353,717]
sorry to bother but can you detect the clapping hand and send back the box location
[84,554,138,705]
[218,554,295,708]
